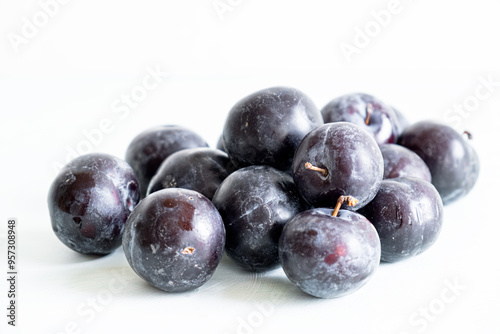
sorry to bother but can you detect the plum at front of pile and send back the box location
[122,188,225,292]
[212,165,309,272]
[48,153,140,255]
[279,205,381,298]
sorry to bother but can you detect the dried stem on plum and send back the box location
[332,195,358,217]
[304,162,328,177]
[181,247,195,255]
[463,131,473,140]
[365,103,373,125]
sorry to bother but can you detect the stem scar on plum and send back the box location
[332,195,358,217]
[365,103,373,125]
[181,247,195,255]
[304,162,328,177]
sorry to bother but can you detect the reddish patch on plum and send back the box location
[324,244,347,265]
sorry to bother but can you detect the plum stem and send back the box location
[304,162,328,177]
[365,103,373,125]
[463,131,473,140]
[332,195,358,217]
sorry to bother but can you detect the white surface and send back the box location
[1,1,499,333]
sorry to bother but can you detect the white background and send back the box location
[1,0,500,333]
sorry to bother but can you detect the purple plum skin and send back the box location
[216,135,226,153]
[292,122,384,210]
[147,148,234,200]
[379,144,432,182]
[279,208,381,298]
[359,177,443,262]
[212,165,309,272]
[125,125,208,198]
[321,93,400,145]
[48,153,140,255]
[222,86,323,172]
[398,121,480,205]
[122,188,225,292]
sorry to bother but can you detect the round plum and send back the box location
[125,125,208,198]
[279,196,381,298]
[321,93,400,145]
[398,121,480,205]
[292,122,383,210]
[122,188,225,292]
[212,165,309,271]
[48,153,140,255]
[359,177,443,262]
[222,86,323,172]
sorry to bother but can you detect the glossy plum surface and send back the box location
[321,93,400,145]
[212,165,309,271]
[125,125,208,198]
[147,148,234,200]
[398,121,480,205]
[222,86,323,172]
[279,208,381,298]
[48,153,140,255]
[122,188,225,292]
[380,144,431,182]
[292,122,383,210]
[359,177,443,262]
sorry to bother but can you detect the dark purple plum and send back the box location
[398,121,479,205]
[147,148,234,200]
[380,144,431,182]
[359,177,443,262]
[279,196,381,298]
[292,122,383,210]
[122,188,225,292]
[222,86,323,172]
[48,153,140,255]
[321,93,400,145]
[125,125,208,198]
[212,165,309,271]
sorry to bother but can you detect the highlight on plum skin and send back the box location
[320,92,400,145]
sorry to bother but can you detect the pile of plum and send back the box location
[48,87,480,298]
